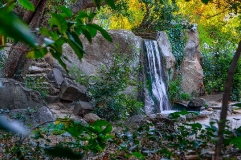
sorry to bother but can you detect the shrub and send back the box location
[88,53,143,121]
[202,42,241,101]
[168,76,191,104]
[24,76,49,99]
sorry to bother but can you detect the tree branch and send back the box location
[215,41,241,159]
[70,0,106,14]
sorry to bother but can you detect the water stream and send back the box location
[144,40,171,115]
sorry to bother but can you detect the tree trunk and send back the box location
[2,0,102,79]
[2,0,48,79]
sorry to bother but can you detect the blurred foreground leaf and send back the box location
[0,9,36,47]
[0,116,27,135]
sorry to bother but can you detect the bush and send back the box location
[168,77,191,104]
[24,76,49,99]
[88,53,143,121]
[202,42,241,101]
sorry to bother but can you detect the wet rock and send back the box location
[83,113,101,124]
[73,101,94,117]
[59,79,89,102]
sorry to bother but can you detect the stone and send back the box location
[62,30,142,76]
[198,110,213,118]
[207,108,213,111]
[8,106,55,128]
[180,30,204,96]
[83,113,101,124]
[59,79,89,102]
[0,78,45,109]
[125,115,146,127]
[47,68,64,88]
[28,66,45,74]
[156,31,176,70]
[35,106,55,124]
[187,98,206,108]
[73,101,94,117]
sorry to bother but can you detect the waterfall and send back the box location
[144,40,170,114]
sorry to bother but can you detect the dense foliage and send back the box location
[1,0,241,159]
[88,52,144,121]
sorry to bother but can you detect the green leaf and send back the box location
[201,0,209,4]
[31,130,44,139]
[232,102,241,107]
[91,120,109,127]
[78,11,89,19]
[0,10,36,47]
[66,122,84,138]
[58,6,72,17]
[18,0,35,11]
[40,28,59,40]
[50,48,67,71]
[105,0,116,9]
[101,123,112,134]
[66,31,85,60]
[45,146,83,159]
[80,27,92,43]
[88,24,112,42]
[230,136,241,149]
[26,47,48,58]
[49,13,68,33]
[132,152,145,159]
[88,27,97,38]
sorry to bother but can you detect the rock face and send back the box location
[156,31,176,81]
[180,30,204,96]
[62,30,142,76]
[0,78,45,109]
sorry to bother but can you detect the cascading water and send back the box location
[144,40,171,115]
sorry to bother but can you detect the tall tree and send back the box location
[1,0,108,79]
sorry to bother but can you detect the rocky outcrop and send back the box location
[0,78,45,109]
[156,31,176,81]
[62,30,142,76]
[180,30,204,96]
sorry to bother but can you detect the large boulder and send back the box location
[59,79,89,102]
[156,31,176,78]
[8,106,55,127]
[62,30,142,76]
[180,30,204,96]
[0,78,45,109]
